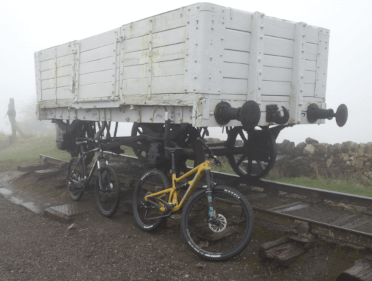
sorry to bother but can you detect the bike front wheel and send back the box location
[94,165,121,217]
[66,157,84,201]
[132,169,170,231]
[181,186,254,261]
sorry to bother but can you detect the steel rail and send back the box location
[253,207,372,249]
[210,170,372,208]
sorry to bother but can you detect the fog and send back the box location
[1,0,371,144]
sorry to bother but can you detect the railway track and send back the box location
[39,154,372,249]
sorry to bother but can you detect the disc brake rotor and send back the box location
[209,214,227,233]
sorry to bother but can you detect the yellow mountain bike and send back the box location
[132,138,254,261]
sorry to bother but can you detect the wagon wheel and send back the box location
[131,123,163,161]
[225,126,277,182]
[70,121,96,166]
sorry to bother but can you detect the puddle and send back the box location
[0,188,12,196]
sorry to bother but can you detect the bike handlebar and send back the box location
[196,137,221,166]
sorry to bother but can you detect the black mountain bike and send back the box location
[66,122,120,217]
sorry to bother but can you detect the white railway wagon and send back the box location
[35,2,335,126]
[34,3,347,182]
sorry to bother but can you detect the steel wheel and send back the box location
[225,126,277,182]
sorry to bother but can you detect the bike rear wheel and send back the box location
[181,186,254,261]
[66,157,84,201]
[94,165,121,217]
[132,169,170,231]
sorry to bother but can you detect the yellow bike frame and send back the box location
[144,160,211,212]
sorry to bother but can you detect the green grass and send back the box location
[271,176,372,198]
[0,134,71,171]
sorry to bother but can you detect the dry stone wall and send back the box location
[274,138,372,182]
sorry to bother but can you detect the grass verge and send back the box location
[0,134,70,172]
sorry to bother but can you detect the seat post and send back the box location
[171,151,176,175]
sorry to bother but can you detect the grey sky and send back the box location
[1,0,371,144]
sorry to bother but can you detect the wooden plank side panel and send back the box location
[152,43,185,63]
[154,8,186,33]
[152,75,184,94]
[264,17,318,44]
[41,65,72,80]
[261,81,314,97]
[39,43,72,62]
[222,78,247,95]
[226,9,252,32]
[152,27,186,48]
[79,83,112,99]
[263,66,292,82]
[263,55,316,71]
[124,50,149,67]
[264,36,293,58]
[41,76,71,90]
[124,78,148,96]
[303,83,315,97]
[42,86,73,100]
[223,62,249,79]
[305,43,317,61]
[80,44,113,64]
[306,26,319,45]
[124,64,149,79]
[79,69,114,86]
[265,17,295,41]
[153,59,185,77]
[261,81,290,96]
[40,55,73,71]
[124,35,151,53]
[124,20,151,40]
[264,37,317,61]
[225,29,251,52]
[304,70,316,84]
[224,50,250,64]
[263,55,292,69]
[80,29,116,52]
[80,57,113,75]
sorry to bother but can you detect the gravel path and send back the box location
[1,169,369,281]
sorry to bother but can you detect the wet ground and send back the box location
[1,168,371,280]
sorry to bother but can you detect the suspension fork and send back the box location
[96,149,106,190]
[205,169,217,221]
